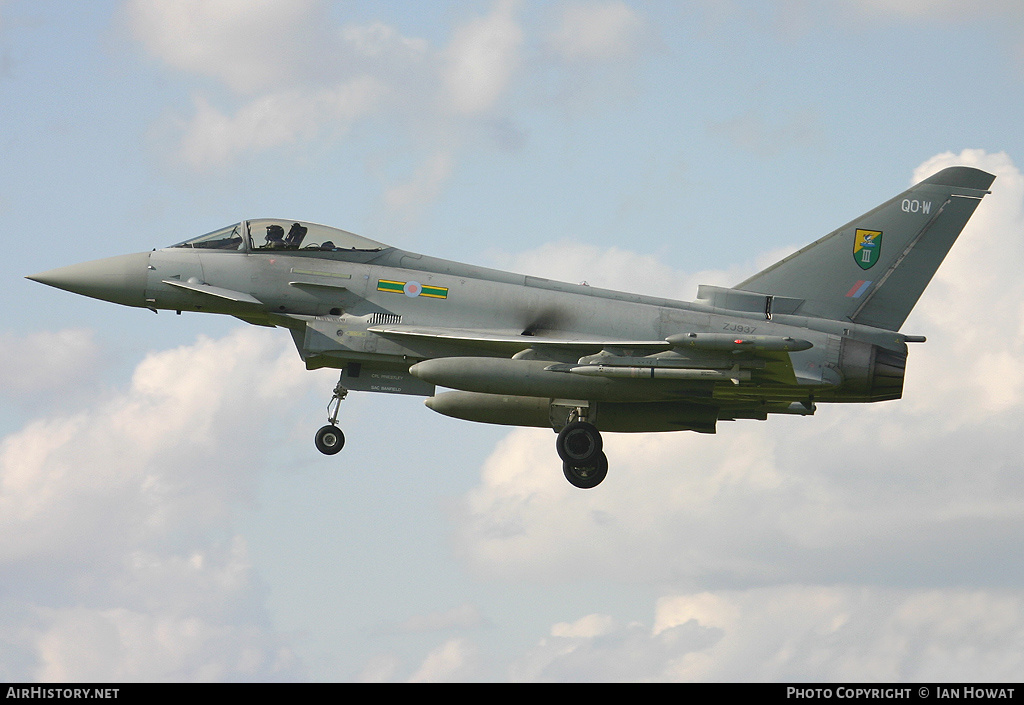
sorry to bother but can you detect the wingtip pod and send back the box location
[920,166,996,191]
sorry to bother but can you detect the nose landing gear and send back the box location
[315,376,348,456]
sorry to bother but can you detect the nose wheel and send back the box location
[315,424,345,454]
[316,376,348,456]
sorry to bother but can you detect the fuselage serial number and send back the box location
[722,322,758,334]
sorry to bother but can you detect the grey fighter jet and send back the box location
[27,167,994,488]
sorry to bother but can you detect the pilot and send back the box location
[265,224,285,248]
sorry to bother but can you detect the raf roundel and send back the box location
[404,281,422,298]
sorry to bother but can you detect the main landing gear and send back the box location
[555,416,608,489]
[315,377,348,455]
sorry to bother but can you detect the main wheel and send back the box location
[315,425,345,455]
[563,452,608,489]
[556,421,603,464]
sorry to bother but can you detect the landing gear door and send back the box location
[340,362,435,396]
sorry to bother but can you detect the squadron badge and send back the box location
[853,229,883,270]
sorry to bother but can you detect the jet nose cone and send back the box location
[26,251,151,308]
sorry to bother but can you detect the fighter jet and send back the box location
[27,167,994,488]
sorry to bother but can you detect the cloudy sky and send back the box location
[2,0,1024,682]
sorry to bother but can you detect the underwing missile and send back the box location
[565,364,751,383]
[666,332,812,352]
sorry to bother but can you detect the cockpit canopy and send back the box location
[171,219,387,253]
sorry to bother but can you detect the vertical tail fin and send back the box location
[735,167,995,330]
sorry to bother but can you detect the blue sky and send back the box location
[2,0,1024,682]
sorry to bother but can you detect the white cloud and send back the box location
[441,0,524,116]
[126,0,429,173]
[548,1,646,62]
[127,0,653,215]
[0,327,330,680]
[510,612,697,682]
[32,542,300,682]
[356,653,401,682]
[126,0,537,233]
[407,637,480,683]
[340,21,430,61]
[381,150,455,228]
[510,585,1024,681]
[175,78,387,171]
[537,1,651,113]
[130,0,528,152]
[551,612,618,638]
[125,0,331,94]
